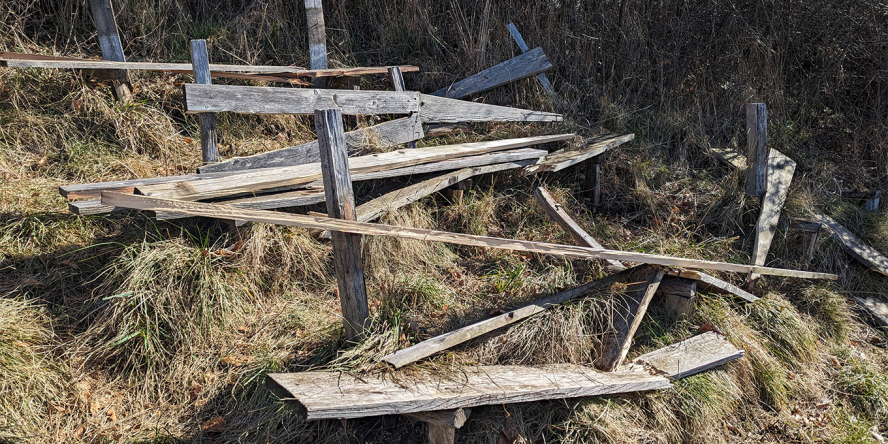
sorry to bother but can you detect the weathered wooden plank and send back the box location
[387,67,418,149]
[523,133,634,174]
[153,189,326,220]
[381,267,640,368]
[746,103,768,198]
[184,84,419,115]
[664,269,759,302]
[584,155,602,206]
[189,40,219,164]
[197,115,423,173]
[428,425,456,444]
[710,145,747,170]
[266,364,671,420]
[432,47,552,99]
[316,108,369,340]
[88,0,131,101]
[59,170,248,200]
[533,187,625,270]
[506,23,561,109]
[137,135,574,201]
[596,267,665,371]
[402,409,472,428]
[304,0,328,87]
[813,213,888,276]
[748,149,796,283]
[655,276,697,318]
[99,192,840,280]
[619,331,745,379]
[419,94,562,123]
[854,297,888,327]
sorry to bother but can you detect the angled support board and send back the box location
[664,269,759,302]
[619,331,744,379]
[748,149,797,282]
[266,364,671,420]
[432,47,552,99]
[88,0,131,101]
[189,40,219,164]
[854,297,888,327]
[419,94,561,123]
[746,103,768,198]
[197,115,424,173]
[153,189,326,220]
[813,213,888,276]
[524,133,634,174]
[507,23,561,109]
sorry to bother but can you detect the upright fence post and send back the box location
[316,108,369,340]
[189,40,219,164]
[88,0,132,102]
[388,66,417,148]
[304,0,328,88]
[746,103,768,198]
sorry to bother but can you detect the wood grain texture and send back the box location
[507,23,561,109]
[655,276,697,318]
[813,213,888,276]
[746,103,768,198]
[60,170,242,200]
[266,364,671,419]
[710,145,748,170]
[184,84,419,115]
[402,408,472,428]
[154,189,326,220]
[596,267,665,371]
[664,269,759,302]
[419,94,562,123]
[189,40,219,164]
[524,133,635,174]
[432,47,552,99]
[196,115,423,173]
[428,425,456,444]
[854,297,888,327]
[381,267,640,368]
[88,0,131,101]
[99,192,839,280]
[749,149,796,281]
[619,331,745,379]
[304,0,327,87]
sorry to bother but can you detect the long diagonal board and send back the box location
[596,267,665,371]
[432,47,552,99]
[749,149,797,282]
[812,213,888,276]
[525,133,635,174]
[100,192,837,280]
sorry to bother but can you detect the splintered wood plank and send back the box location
[184,84,420,115]
[746,103,768,198]
[136,134,574,201]
[60,170,244,200]
[507,23,561,109]
[596,267,666,371]
[381,267,640,368]
[854,297,888,327]
[99,192,840,280]
[619,331,745,379]
[813,213,888,276]
[153,189,326,220]
[189,40,219,164]
[533,186,625,270]
[664,269,759,302]
[432,47,552,99]
[197,115,423,173]
[266,364,671,419]
[524,133,634,174]
[88,0,131,101]
[419,94,562,123]
[748,149,797,282]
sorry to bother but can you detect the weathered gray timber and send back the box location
[304,0,327,87]
[432,47,552,99]
[746,103,768,197]
[189,40,219,164]
[524,133,634,174]
[664,269,759,303]
[654,276,697,318]
[619,331,745,379]
[88,0,131,101]
[813,213,888,276]
[387,67,418,149]
[584,155,602,206]
[419,94,562,123]
[748,149,796,283]
[153,189,326,220]
[266,364,671,420]
[403,409,472,444]
[854,297,888,327]
[791,220,823,263]
[507,23,561,108]
[596,267,665,371]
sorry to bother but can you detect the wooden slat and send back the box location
[507,23,561,109]
[197,115,423,173]
[524,133,634,174]
[99,192,840,280]
[664,269,759,302]
[304,0,328,88]
[854,297,888,327]
[655,276,697,318]
[596,267,665,371]
[619,331,745,379]
[381,267,640,368]
[584,155,601,206]
[184,84,419,115]
[88,0,131,101]
[266,364,671,420]
[746,103,768,198]
[432,47,552,99]
[153,189,326,220]
[710,145,748,170]
[189,40,219,164]
[136,135,574,201]
[419,94,562,123]
[749,149,796,282]
[813,213,888,276]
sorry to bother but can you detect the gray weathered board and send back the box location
[854,297,888,327]
[746,103,768,198]
[749,149,796,280]
[432,47,552,99]
[664,269,758,302]
[655,276,697,318]
[507,23,561,108]
[619,331,744,379]
[524,133,635,174]
[813,213,888,276]
[88,0,131,101]
[596,267,665,371]
[419,94,561,123]
[189,40,219,164]
[266,364,671,420]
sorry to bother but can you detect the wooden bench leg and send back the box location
[428,424,456,444]
[583,155,601,208]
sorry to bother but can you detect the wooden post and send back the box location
[189,40,219,164]
[584,154,601,208]
[388,67,418,149]
[316,108,369,340]
[745,103,768,198]
[404,409,472,444]
[88,0,132,102]
[791,220,822,264]
[304,0,328,88]
[654,276,696,319]
[866,191,881,211]
[506,22,562,109]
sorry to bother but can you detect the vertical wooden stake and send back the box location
[584,154,601,208]
[746,103,768,198]
[506,22,562,110]
[316,108,369,340]
[189,40,219,164]
[655,276,697,319]
[428,425,456,444]
[388,67,418,149]
[305,0,328,88]
[866,191,881,212]
[89,0,132,102]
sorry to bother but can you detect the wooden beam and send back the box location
[197,115,423,173]
[88,0,131,102]
[153,189,326,220]
[664,269,759,303]
[304,0,328,87]
[619,331,744,379]
[381,267,640,368]
[419,94,561,123]
[99,192,840,280]
[584,155,602,207]
[654,276,697,318]
[523,133,634,175]
[506,23,561,109]
[189,40,219,164]
[745,103,768,198]
[854,297,888,327]
[136,135,574,201]
[748,149,796,283]
[316,108,369,340]
[402,408,472,428]
[432,47,552,99]
[710,145,748,170]
[428,425,456,444]
[266,364,671,420]
[596,267,665,371]
[812,213,888,276]
[791,220,822,264]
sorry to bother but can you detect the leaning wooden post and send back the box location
[316,108,370,340]
[506,22,562,110]
[189,40,219,164]
[88,0,132,102]
[304,0,328,88]
[745,103,768,198]
[388,66,418,149]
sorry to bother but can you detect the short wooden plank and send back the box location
[533,186,625,270]
[419,94,562,123]
[507,23,561,109]
[184,84,419,115]
[748,149,796,282]
[596,267,665,371]
[746,103,768,198]
[710,146,747,170]
[189,40,219,164]
[382,266,641,368]
[266,364,671,420]
[524,133,635,174]
[402,408,471,428]
[317,108,369,340]
[619,331,745,379]
[59,170,246,200]
[854,297,888,327]
[665,269,759,303]
[99,192,840,280]
[655,276,697,318]
[88,0,131,101]
[432,47,552,99]
[137,135,574,201]
[197,115,423,173]
[813,213,888,276]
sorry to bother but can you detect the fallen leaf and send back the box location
[74,426,85,439]
[106,406,118,421]
[183,137,193,143]
[236,325,252,334]
[60,259,79,269]
[221,355,256,366]
[201,416,227,432]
